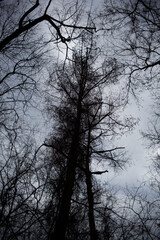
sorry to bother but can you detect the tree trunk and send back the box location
[86,128,98,240]
[50,141,79,240]
[50,93,83,240]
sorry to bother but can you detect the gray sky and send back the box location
[23,0,156,191]
[99,89,154,189]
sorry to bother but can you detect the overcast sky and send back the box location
[97,89,154,189]
[25,0,156,191]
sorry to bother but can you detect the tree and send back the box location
[100,5,160,237]
[0,134,37,239]
[0,2,96,238]
[102,0,160,93]
[42,37,134,239]
[0,0,95,52]
[0,0,95,137]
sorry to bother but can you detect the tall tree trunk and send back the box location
[50,94,83,240]
[86,128,98,240]
[51,146,78,240]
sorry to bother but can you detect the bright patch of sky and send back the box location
[98,89,154,188]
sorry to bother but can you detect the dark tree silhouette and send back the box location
[102,0,160,94]
[0,1,96,239]
[43,37,134,239]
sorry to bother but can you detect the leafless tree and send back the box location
[0,1,97,239]
[101,0,160,94]
[41,36,134,239]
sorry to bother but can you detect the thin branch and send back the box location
[91,169,108,175]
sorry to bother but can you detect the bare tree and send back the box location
[101,0,160,94]
[0,0,95,52]
[0,2,96,237]
[42,36,134,239]
[0,0,96,134]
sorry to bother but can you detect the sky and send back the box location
[98,89,154,189]
[6,0,155,191]
[1,3,160,239]
[37,0,156,190]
